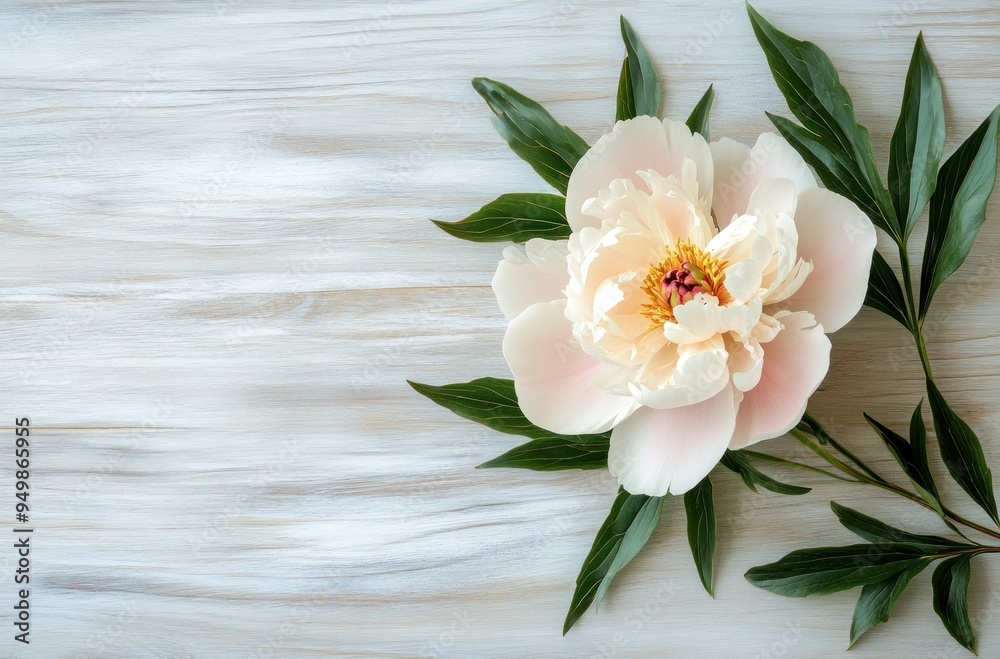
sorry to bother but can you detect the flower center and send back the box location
[640,240,730,326]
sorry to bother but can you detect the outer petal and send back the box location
[566,116,713,232]
[711,133,817,228]
[609,383,739,496]
[729,312,831,449]
[503,300,640,434]
[784,188,878,332]
[492,238,570,321]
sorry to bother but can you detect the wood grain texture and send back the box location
[2,0,1000,656]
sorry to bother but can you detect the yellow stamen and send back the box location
[640,239,730,326]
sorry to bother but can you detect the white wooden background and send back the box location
[2,0,1000,656]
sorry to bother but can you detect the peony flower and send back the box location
[492,116,876,496]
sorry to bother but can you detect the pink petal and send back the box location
[710,133,817,228]
[729,312,831,449]
[608,384,739,496]
[747,178,798,218]
[785,188,878,332]
[566,116,713,232]
[503,300,640,434]
[491,239,570,321]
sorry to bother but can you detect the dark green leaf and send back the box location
[685,85,715,141]
[408,378,607,444]
[932,554,977,653]
[850,560,930,648]
[431,193,569,244]
[920,105,1000,317]
[472,77,590,195]
[594,495,663,609]
[865,407,944,517]
[748,4,895,238]
[767,112,895,236]
[615,58,635,122]
[564,488,659,634]
[865,250,913,330]
[830,502,967,553]
[720,450,811,495]
[478,436,609,471]
[684,476,716,596]
[926,379,999,526]
[618,16,660,119]
[889,33,946,238]
[745,544,925,597]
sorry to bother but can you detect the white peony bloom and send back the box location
[492,116,877,497]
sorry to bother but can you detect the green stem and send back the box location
[741,450,861,483]
[897,240,935,381]
[788,429,870,481]
[791,425,1000,542]
[802,413,887,484]
[898,240,919,330]
[915,328,934,381]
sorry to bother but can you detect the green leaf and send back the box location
[564,488,660,634]
[618,16,660,119]
[830,502,967,553]
[720,450,811,496]
[472,77,590,195]
[745,544,926,597]
[865,407,944,517]
[685,85,715,141]
[478,436,609,471]
[431,193,569,244]
[889,33,946,238]
[615,58,635,122]
[593,495,664,609]
[932,554,978,653]
[865,250,913,330]
[767,114,896,237]
[920,105,1000,317]
[926,379,999,526]
[748,4,895,238]
[849,560,930,648]
[408,378,607,444]
[684,476,717,596]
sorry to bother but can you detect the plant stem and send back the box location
[897,239,919,327]
[741,450,861,483]
[914,328,934,381]
[783,425,1000,542]
[788,429,869,481]
[896,237,935,381]
[802,413,887,484]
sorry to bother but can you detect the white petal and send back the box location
[722,234,772,303]
[747,178,798,218]
[711,133,817,228]
[729,312,831,449]
[503,300,641,434]
[730,337,765,392]
[566,116,714,232]
[629,336,730,409]
[609,384,739,496]
[492,239,570,321]
[783,188,878,332]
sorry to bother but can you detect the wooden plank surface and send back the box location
[2,0,1000,656]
